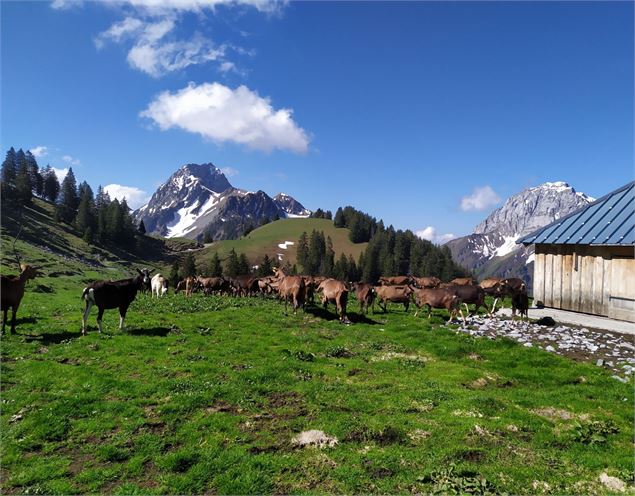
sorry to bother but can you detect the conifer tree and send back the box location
[209,252,222,277]
[25,151,43,196]
[168,260,180,287]
[180,253,196,278]
[257,254,273,277]
[226,248,240,277]
[1,147,18,201]
[296,231,309,272]
[15,155,33,206]
[42,165,60,202]
[138,220,146,234]
[238,253,250,275]
[57,167,79,223]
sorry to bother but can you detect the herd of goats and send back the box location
[0,258,529,335]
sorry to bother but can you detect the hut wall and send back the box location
[533,244,634,322]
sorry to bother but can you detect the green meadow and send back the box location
[1,268,633,494]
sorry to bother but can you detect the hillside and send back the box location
[195,218,367,269]
[0,198,173,280]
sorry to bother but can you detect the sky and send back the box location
[2,0,633,242]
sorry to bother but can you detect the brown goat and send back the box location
[317,278,349,322]
[1,264,40,334]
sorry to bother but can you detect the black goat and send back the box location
[81,268,151,335]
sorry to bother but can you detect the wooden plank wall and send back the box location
[533,244,634,318]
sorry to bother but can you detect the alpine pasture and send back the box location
[1,219,633,494]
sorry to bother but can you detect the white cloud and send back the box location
[90,0,279,77]
[104,184,150,209]
[126,0,283,15]
[94,17,144,48]
[141,82,310,153]
[62,155,81,166]
[460,185,501,212]
[51,0,83,9]
[29,146,48,158]
[52,167,69,182]
[416,226,456,245]
[220,167,239,177]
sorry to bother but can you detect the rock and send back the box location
[596,359,604,367]
[599,473,626,492]
[292,430,338,448]
[523,342,532,347]
[545,345,555,352]
[611,375,628,383]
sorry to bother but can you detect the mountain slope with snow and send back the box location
[446,181,594,289]
[134,163,310,241]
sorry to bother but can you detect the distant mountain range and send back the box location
[445,181,595,290]
[134,163,310,241]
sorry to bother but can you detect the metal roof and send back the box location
[518,181,635,246]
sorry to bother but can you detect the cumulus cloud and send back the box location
[460,185,501,211]
[141,82,310,153]
[416,226,456,245]
[62,155,81,166]
[29,146,48,158]
[52,167,69,182]
[220,167,239,177]
[104,184,150,209]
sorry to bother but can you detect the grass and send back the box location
[196,218,367,268]
[1,261,633,494]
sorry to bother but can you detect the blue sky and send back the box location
[2,0,633,241]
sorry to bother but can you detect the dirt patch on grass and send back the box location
[345,426,407,446]
[205,400,242,414]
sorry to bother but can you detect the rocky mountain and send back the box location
[445,181,594,290]
[134,163,310,241]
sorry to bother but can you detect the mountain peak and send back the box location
[473,181,594,236]
[135,162,310,240]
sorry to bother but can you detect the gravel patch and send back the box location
[451,315,635,380]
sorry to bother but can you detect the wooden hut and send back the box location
[518,181,634,322]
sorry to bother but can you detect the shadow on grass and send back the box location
[23,330,80,344]
[126,327,171,337]
[304,306,380,325]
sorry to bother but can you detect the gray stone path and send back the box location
[452,314,635,381]
[497,307,635,336]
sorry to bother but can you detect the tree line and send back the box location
[1,146,140,248]
[296,206,468,282]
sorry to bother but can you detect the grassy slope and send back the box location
[0,199,172,279]
[195,218,367,268]
[1,284,633,494]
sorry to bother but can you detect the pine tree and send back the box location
[209,252,223,277]
[238,253,250,275]
[308,230,325,275]
[226,248,240,277]
[57,167,79,223]
[95,186,111,242]
[180,253,196,278]
[296,231,309,272]
[202,231,212,243]
[138,220,146,234]
[322,236,335,276]
[1,147,17,201]
[76,182,96,240]
[15,156,33,206]
[42,165,60,202]
[333,207,345,227]
[168,260,180,287]
[25,151,43,197]
[257,254,273,277]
